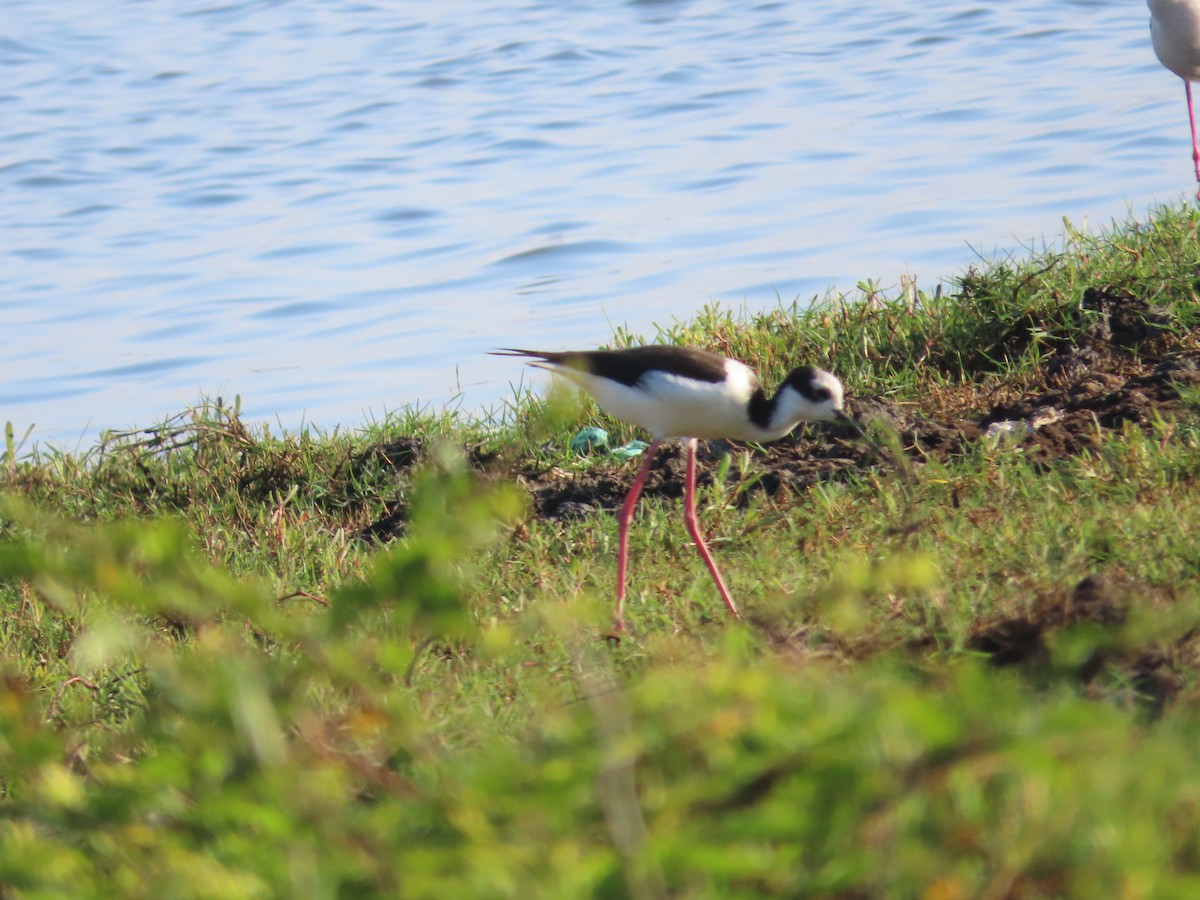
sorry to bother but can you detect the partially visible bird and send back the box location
[1150,0,1200,199]
[494,344,856,633]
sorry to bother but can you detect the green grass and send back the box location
[3,205,1200,897]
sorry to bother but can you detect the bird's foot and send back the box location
[602,618,626,643]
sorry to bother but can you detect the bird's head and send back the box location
[779,365,849,423]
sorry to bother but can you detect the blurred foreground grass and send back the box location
[3,206,1200,897]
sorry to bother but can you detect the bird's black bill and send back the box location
[836,409,916,491]
[834,409,864,437]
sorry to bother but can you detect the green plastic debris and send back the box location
[569,427,609,455]
[611,440,649,460]
[568,429,647,460]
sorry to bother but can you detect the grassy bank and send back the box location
[3,205,1200,897]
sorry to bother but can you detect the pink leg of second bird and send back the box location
[1187,80,1200,201]
[681,438,741,622]
[614,439,661,632]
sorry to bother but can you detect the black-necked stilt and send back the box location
[1150,0,1200,199]
[494,344,855,632]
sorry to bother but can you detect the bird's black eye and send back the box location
[812,387,832,401]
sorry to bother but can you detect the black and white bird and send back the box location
[1150,0,1200,199]
[495,344,856,632]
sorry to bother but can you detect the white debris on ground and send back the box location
[984,406,1065,449]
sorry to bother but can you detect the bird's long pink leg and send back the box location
[681,438,741,621]
[1187,80,1200,201]
[613,439,661,633]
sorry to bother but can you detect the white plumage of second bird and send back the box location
[1150,0,1200,196]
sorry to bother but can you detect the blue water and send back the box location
[1,0,1191,447]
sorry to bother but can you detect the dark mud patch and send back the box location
[516,427,872,521]
[966,573,1198,718]
[354,439,502,543]
[967,288,1199,458]
[979,359,1200,459]
[967,573,1129,668]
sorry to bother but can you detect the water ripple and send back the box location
[490,240,635,267]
